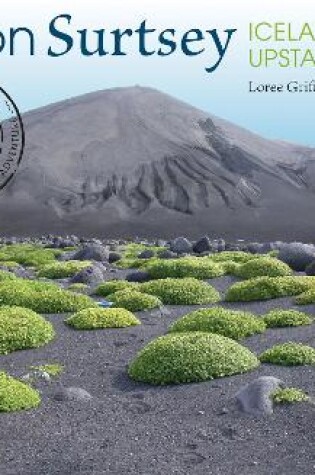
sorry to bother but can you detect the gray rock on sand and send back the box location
[126,271,151,283]
[108,252,122,263]
[170,237,192,254]
[235,376,284,416]
[278,243,315,271]
[193,236,212,254]
[138,250,155,259]
[157,250,177,259]
[305,260,315,276]
[72,244,109,262]
[70,265,105,285]
[52,387,93,402]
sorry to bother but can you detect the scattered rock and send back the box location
[193,236,212,254]
[138,250,155,259]
[170,237,192,254]
[52,387,93,402]
[235,376,284,416]
[157,250,177,259]
[70,265,104,285]
[278,243,315,271]
[305,260,315,276]
[126,271,151,283]
[72,244,109,262]
[108,252,122,263]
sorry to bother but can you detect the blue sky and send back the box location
[1,0,314,146]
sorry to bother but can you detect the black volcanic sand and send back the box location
[0,275,314,475]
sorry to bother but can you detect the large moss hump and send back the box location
[169,307,266,340]
[128,332,259,385]
[140,278,220,305]
[66,307,141,330]
[0,372,41,412]
[0,306,55,354]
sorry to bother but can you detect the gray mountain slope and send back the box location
[1,86,315,240]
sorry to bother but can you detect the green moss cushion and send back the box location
[0,244,59,267]
[0,270,17,281]
[107,290,162,312]
[263,309,312,328]
[225,276,315,302]
[260,342,315,366]
[0,372,41,412]
[209,251,259,264]
[145,257,224,279]
[0,279,97,313]
[169,307,266,340]
[94,280,138,297]
[234,258,292,279]
[0,306,55,354]
[295,290,315,305]
[140,278,220,305]
[272,387,309,404]
[66,308,140,329]
[129,332,259,385]
[37,260,91,279]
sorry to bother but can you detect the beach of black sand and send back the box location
[0,267,314,475]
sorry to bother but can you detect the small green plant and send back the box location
[234,257,292,279]
[107,290,162,312]
[225,276,315,302]
[129,332,259,385]
[263,309,312,328]
[140,278,220,305]
[0,270,17,281]
[0,261,19,269]
[94,280,138,297]
[0,372,41,412]
[0,244,59,268]
[145,257,224,279]
[209,251,259,264]
[68,283,89,293]
[66,307,141,329]
[31,364,64,377]
[260,342,315,366]
[37,260,91,279]
[0,306,55,354]
[272,387,309,404]
[0,279,98,313]
[169,307,266,340]
[295,290,315,305]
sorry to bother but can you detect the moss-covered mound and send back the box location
[66,308,140,329]
[0,306,55,354]
[0,270,17,281]
[31,364,64,377]
[225,276,315,302]
[94,280,138,297]
[107,290,162,312]
[0,372,41,412]
[68,283,89,293]
[129,332,259,385]
[263,309,312,328]
[272,387,309,404]
[234,257,292,279]
[37,260,91,279]
[209,251,259,264]
[169,307,266,340]
[0,244,59,268]
[145,257,224,279]
[140,278,220,305]
[0,279,97,313]
[260,342,315,366]
[295,290,315,305]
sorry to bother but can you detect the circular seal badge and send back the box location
[0,87,24,191]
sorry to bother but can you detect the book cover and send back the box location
[0,2,314,474]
